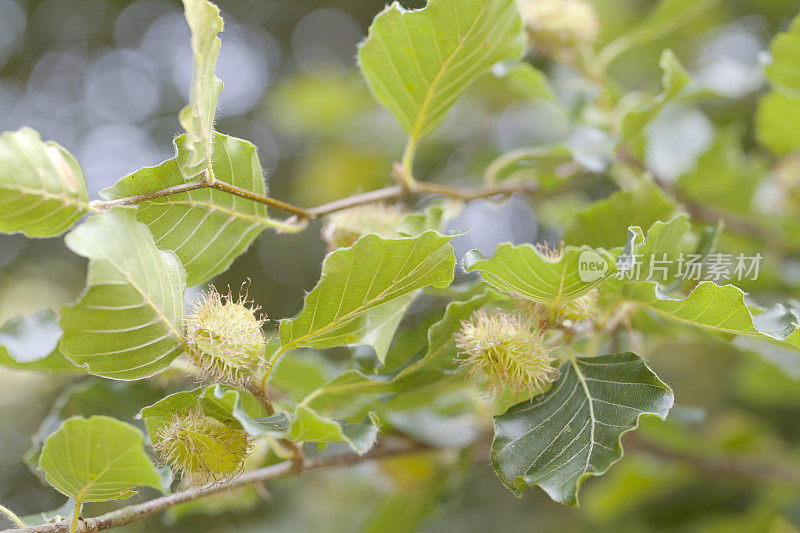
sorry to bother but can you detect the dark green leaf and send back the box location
[491,352,673,506]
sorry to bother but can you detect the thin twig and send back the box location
[4,441,432,533]
[209,181,310,219]
[88,171,546,223]
[88,181,208,211]
[305,185,406,219]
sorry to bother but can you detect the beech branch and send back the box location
[4,440,432,533]
[87,167,544,224]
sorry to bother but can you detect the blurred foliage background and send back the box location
[2,0,800,531]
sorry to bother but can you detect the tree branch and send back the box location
[87,170,545,223]
[4,441,432,533]
[88,181,209,211]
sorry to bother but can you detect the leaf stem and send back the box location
[0,504,25,528]
[69,500,81,533]
[399,138,418,190]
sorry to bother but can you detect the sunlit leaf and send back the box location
[620,282,800,350]
[141,384,288,441]
[491,352,673,506]
[178,0,224,176]
[0,128,90,238]
[39,416,162,502]
[563,179,676,249]
[102,133,281,286]
[356,293,417,364]
[358,0,526,141]
[278,232,455,353]
[612,217,800,351]
[464,245,617,304]
[287,405,379,455]
[59,208,186,380]
[302,369,393,412]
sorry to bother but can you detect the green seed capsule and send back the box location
[154,409,251,486]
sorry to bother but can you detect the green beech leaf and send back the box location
[563,179,676,248]
[102,133,281,286]
[0,310,81,373]
[357,293,417,363]
[756,92,800,156]
[19,499,76,528]
[612,217,800,350]
[59,208,186,380]
[179,0,223,176]
[464,245,616,304]
[618,281,800,349]
[765,14,800,94]
[141,384,288,441]
[287,405,379,455]
[301,369,393,412]
[0,127,90,237]
[491,352,673,506]
[38,416,162,502]
[358,0,526,142]
[268,351,337,402]
[278,232,455,353]
[393,289,499,380]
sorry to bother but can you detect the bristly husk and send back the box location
[184,285,266,385]
[455,310,559,397]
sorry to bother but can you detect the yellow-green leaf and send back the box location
[178,0,224,177]
[39,416,162,502]
[59,208,186,380]
[358,0,526,142]
[0,128,90,238]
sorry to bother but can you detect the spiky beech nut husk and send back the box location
[455,310,559,397]
[774,153,800,211]
[154,409,251,486]
[184,286,266,385]
[517,0,599,60]
[321,203,406,251]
